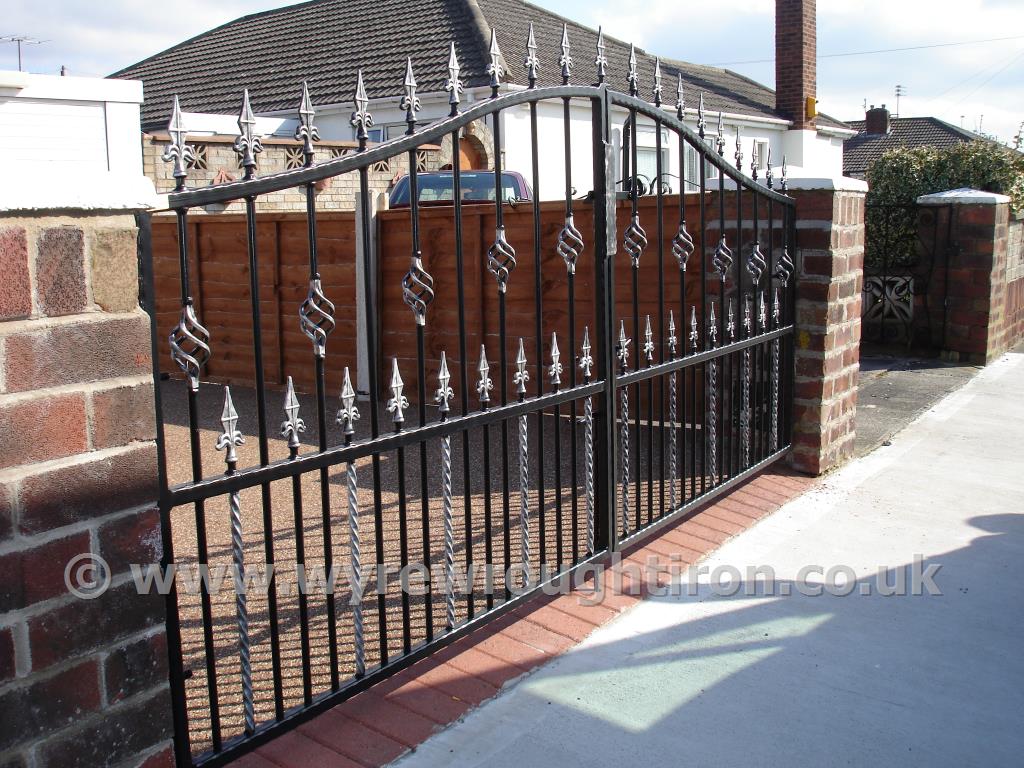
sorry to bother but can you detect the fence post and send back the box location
[786,177,867,475]
[355,190,381,397]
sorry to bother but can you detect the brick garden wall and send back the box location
[0,214,171,767]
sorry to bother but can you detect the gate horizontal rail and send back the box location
[146,24,796,767]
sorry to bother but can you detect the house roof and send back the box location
[842,116,983,177]
[113,0,847,132]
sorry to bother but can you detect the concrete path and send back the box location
[395,350,1024,768]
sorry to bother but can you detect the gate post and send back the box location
[786,178,867,475]
[590,89,618,554]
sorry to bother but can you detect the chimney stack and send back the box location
[865,104,891,135]
[775,0,817,129]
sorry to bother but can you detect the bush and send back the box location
[864,141,1024,270]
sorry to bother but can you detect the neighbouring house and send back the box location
[114,0,853,209]
[843,104,985,180]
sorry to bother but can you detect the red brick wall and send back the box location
[789,187,865,475]
[775,0,817,130]
[0,215,171,768]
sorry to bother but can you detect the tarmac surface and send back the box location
[395,348,1024,767]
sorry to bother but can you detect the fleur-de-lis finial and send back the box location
[734,125,743,172]
[549,332,563,388]
[580,326,593,380]
[513,338,530,397]
[281,376,306,450]
[486,29,505,94]
[162,95,195,191]
[295,82,319,165]
[676,74,685,120]
[477,344,493,404]
[643,315,654,364]
[595,27,607,84]
[524,23,539,86]
[668,310,677,358]
[559,24,573,84]
[400,57,421,132]
[446,42,464,115]
[743,296,752,336]
[750,140,759,181]
[351,70,373,145]
[653,58,663,107]
[781,154,788,192]
[689,305,699,352]
[772,286,781,322]
[627,44,639,97]
[617,320,631,370]
[697,92,706,140]
[234,89,263,178]
[726,299,736,341]
[336,366,360,436]
[435,351,454,415]
[386,358,409,425]
[758,290,767,330]
[709,303,718,348]
[766,146,774,189]
[716,112,725,156]
[215,386,244,465]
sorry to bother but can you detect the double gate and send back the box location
[145,31,796,767]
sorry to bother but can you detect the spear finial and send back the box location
[697,92,706,140]
[627,43,639,96]
[595,27,607,84]
[676,74,685,120]
[559,24,573,84]
[617,320,631,370]
[295,82,320,165]
[643,315,654,364]
[580,326,593,380]
[215,386,245,465]
[653,58,663,107]
[477,344,493,404]
[524,23,539,86]
[513,338,530,397]
[549,332,563,388]
[445,42,464,115]
[162,95,195,193]
[351,70,373,146]
[280,376,306,451]
[689,305,699,352]
[234,89,262,178]
[486,29,505,94]
[336,366,360,436]
[386,358,409,426]
[668,310,677,358]
[435,351,454,415]
[400,57,421,132]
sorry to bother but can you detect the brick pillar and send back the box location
[917,189,1018,364]
[788,180,866,475]
[0,213,172,767]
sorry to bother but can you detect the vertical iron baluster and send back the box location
[654,111,665,522]
[698,99,709,495]
[281,377,312,704]
[514,339,531,587]
[741,299,752,467]
[558,24,583,565]
[712,115,730,490]
[673,97,694,505]
[386,359,412,653]
[726,300,736,480]
[580,328,595,554]
[352,70,389,665]
[477,346,495,608]
[707,304,718,485]
[215,388,254,736]
[233,94,286,719]
[163,99,220,749]
[667,312,678,511]
[336,368,363,676]
[552,329,564,570]
[770,288,781,452]
[644,314,654,524]
[485,29,514,601]
[295,82,342,692]
[446,43,475,620]
[400,57,436,642]
[524,25,547,573]
[435,354,456,630]
[617,322,631,536]
[688,306,699,499]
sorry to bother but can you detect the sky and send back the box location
[3,0,1023,144]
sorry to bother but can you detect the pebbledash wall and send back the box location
[0,72,174,767]
[915,189,1024,364]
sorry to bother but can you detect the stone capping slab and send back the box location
[0,173,160,213]
[917,188,1011,206]
[784,176,869,193]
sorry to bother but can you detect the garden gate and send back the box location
[143,29,797,767]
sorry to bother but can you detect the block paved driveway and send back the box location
[394,350,1024,768]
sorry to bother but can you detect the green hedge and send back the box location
[864,141,1024,270]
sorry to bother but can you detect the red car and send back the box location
[389,171,532,208]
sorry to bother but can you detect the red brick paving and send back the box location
[242,467,814,768]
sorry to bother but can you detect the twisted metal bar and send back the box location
[741,300,752,468]
[669,368,678,511]
[435,352,456,630]
[581,327,595,554]
[336,367,363,675]
[617,322,631,536]
[707,306,718,484]
[518,411,530,587]
[771,289,781,452]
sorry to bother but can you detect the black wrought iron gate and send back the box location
[143,29,796,768]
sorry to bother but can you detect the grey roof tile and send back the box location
[842,116,983,176]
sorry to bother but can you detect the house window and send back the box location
[366,123,405,144]
[754,140,769,171]
[684,143,718,190]
[636,147,670,193]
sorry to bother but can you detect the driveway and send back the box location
[395,349,1024,767]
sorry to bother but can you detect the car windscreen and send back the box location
[391,173,522,204]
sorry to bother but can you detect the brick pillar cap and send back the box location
[917,188,1010,206]
[785,176,868,193]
